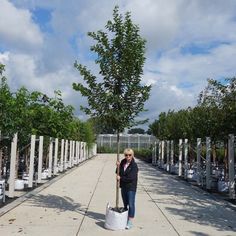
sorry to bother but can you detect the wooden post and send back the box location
[178,139,183,177]
[161,141,164,168]
[116,132,120,208]
[8,133,18,198]
[72,141,75,166]
[85,143,87,160]
[53,138,58,175]
[206,137,211,190]
[72,140,74,165]
[76,141,79,165]
[158,141,161,167]
[69,140,72,168]
[228,134,235,199]
[184,139,188,179]
[152,142,155,165]
[166,140,170,172]
[75,141,78,164]
[60,139,64,171]
[94,143,97,156]
[154,141,157,165]
[85,142,87,160]
[80,142,83,162]
[64,140,68,169]
[170,140,174,169]
[78,141,81,162]
[28,135,36,188]
[48,138,53,178]
[78,141,81,163]
[37,136,43,183]
[197,138,201,185]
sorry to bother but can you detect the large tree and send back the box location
[73,6,151,207]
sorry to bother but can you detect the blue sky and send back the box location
[1,0,236,129]
[32,7,53,32]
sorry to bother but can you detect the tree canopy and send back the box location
[149,78,236,142]
[73,6,151,134]
[0,63,95,145]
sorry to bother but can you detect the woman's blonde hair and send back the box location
[124,148,134,156]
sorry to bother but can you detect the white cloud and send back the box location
[0,52,10,64]
[2,0,236,128]
[0,0,43,51]
[126,0,181,52]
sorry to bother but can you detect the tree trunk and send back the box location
[212,142,217,165]
[189,143,193,169]
[115,132,120,208]
[25,147,29,174]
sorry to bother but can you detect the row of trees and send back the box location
[149,78,236,143]
[0,63,95,146]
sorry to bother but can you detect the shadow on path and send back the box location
[25,194,105,228]
[137,161,236,234]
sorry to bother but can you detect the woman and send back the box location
[116,148,138,229]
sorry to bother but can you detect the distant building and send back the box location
[97,133,157,151]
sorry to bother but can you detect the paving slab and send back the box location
[0,154,235,236]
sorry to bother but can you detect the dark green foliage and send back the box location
[0,63,95,145]
[73,6,151,133]
[0,64,16,139]
[149,78,236,142]
[128,128,145,134]
[133,148,152,163]
[97,146,119,154]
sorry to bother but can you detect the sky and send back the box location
[1,0,236,130]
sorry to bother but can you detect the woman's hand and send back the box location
[116,161,120,167]
[117,175,121,181]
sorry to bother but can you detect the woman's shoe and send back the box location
[126,220,133,229]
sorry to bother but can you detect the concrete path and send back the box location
[0,154,236,236]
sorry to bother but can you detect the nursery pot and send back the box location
[23,173,29,185]
[0,180,5,196]
[15,179,24,190]
[187,169,194,179]
[105,203,128,230]
[218,180,229,192]
[41,169,49,180]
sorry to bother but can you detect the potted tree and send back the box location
[73,6,151,230]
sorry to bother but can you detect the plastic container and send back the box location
[15,179,24,190]
[105,203,128,230]
[218,180,229,192]
[41,169,49,180]
[0,180,5,195]
[23,173,29,185]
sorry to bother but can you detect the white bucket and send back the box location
[218,180,229,192]
[59,165,63,172]
[0,180,5,195]
[23,173,29,185]
[54,166,59,173]
[187,169,194,179]
[41,169,49,180]
[15,179,25,190]
[105,203,128,230]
